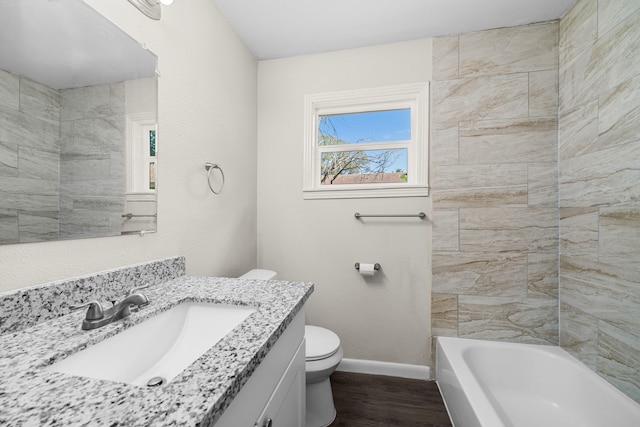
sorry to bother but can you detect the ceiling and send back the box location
[0,0,157,90]
[214,0,577,60]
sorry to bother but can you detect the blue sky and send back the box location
[322,109,410,144]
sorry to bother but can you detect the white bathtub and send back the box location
[436,337,640,427]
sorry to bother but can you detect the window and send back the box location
[146,127,157,191]
[126,112,158,194]
[303,83,429,199]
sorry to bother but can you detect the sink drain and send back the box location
[146,376,165,387]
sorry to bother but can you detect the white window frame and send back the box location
[303,83,429,199]
[126,112,157,194]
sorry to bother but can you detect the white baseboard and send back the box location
[336,358,430,380]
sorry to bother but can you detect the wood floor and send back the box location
[328,371,453,427]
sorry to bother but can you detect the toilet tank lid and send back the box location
[305,325,341,361]
[239,269,277,280]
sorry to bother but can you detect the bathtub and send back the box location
[436,337,640,427]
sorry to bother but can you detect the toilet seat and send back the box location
[305,325,341,361]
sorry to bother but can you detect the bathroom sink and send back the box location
[48,302,256,386]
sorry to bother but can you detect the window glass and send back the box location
[318,109,410,146]
[321,149,408,185]
[149,162,156,190]
[149,130,156,157]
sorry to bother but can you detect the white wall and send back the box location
[0,0,258,292]
[125,77,156,115]
[257,39,433,366]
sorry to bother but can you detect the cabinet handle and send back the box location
[264,418,273,427]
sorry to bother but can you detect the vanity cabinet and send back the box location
[214,309,306,427]
[0,267,313,426]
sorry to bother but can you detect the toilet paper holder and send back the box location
[354,262,381,271]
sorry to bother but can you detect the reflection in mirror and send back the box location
[0,0,158,244]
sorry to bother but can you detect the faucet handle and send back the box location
[70,301,104,320]
[127,284,150,296]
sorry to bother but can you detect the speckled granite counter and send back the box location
[0,275,313,426]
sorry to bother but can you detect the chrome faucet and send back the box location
[71,285,150,330]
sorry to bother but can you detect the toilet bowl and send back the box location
[239,269,343,427]
[304,325,343,427]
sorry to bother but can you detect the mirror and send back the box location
[0,0,158,244]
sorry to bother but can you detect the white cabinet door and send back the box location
[255,339,305,427]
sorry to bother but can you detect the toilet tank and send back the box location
[239,269,278,280]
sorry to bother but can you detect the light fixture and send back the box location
[127,0,172,20]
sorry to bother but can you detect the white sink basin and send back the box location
[48,302,256,386]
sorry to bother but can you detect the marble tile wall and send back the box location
[431,21,560,345]
[558,0,640,403]
[0,69,61,244]
[59,83,126,239]
[1,71,127,243]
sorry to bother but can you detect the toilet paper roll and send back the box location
[358,263,376,276]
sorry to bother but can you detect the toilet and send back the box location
[239,269,343,427]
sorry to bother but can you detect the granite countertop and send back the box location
[0,276,313,426]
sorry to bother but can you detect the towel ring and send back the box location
[205,162,225,194]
